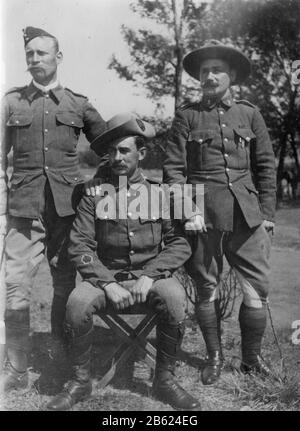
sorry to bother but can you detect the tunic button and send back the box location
[45,111,49,115]
[45,94,49,98]
[45,166,49,170]
[129,250,135,255]
[45,147,48,151]
[128,212,132,218]
[222,123,226,128]
[44,129,48,133]
[15,120,19,124]
[199,138,203,143]
[226,167,230,172]
[127,191,131,197]
[129,232,134,237]
[229,182,233,187]
[224,153,229,158]
[224,138,228,142]
[219,110,224,115]
[74,177,78,181]
[71,121,75,125]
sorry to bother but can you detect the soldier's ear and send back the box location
[56,51,63,65]
[138,146,147,161]
[229,68,237,84]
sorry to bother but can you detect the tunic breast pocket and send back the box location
[6,113,33,150]
[233,128,256,169]
[56,112,84,148]
[139,217,162,246]
[186,129,214,169]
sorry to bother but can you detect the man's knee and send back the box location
[150,277,189,323]
[66,282,106,328]
[234,270,269,308]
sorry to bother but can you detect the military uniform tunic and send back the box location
[0,82,106,311]
[66,169,192,329]
[163,94,276,305]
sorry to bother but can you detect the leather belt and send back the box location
[114,272,171,282]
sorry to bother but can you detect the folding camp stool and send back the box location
[96,303,159,389]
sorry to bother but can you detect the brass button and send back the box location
[45,166,49,170]
[222,123,226,128]
[45,111,49,115]
[199,138,203,143]
[45,147,48,151]
[224,153,229,158]
[129,250,135,255]
[44,129,48,133]
[129,232,134,237]
[15,120,19,124]
[226,168,230,172]
[224,138,228,142]
[229,182,233,187]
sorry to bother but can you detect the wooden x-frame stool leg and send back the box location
[96,309,159,389]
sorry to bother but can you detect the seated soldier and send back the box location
[47,113,201,411]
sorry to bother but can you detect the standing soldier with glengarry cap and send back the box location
[163,40,276,384]
[0,26,106,392]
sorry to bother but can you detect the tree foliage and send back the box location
[109,0,209,109]
[109,0,300,183]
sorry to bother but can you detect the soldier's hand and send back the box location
[130,276,153,304]
[103,282,134,310]
[84,178,102,197]
[184,214,206,235]
[0,215,7,236]
[262,220,275,235]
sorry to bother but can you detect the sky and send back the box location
[0,0,173,119]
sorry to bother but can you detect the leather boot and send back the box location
[46,324,93,411]
[196,299,223,385]
[240,354,271,377]
[152,323,201,411]
[0,309,30,392]
[201,350,223,385]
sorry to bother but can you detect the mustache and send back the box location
[203,80,218,88]
[112,163,126,168]
[27,65,43,71]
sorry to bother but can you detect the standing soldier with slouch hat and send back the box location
[163,40,276,384]
[0,27,106,392]
[46,113,201,411]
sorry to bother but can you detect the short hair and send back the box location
[135,136,146,149]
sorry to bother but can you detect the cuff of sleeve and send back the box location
[141,270,171,280]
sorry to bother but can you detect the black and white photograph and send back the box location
[0,0,299,414]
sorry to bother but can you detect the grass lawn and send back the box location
[1,184,299,411]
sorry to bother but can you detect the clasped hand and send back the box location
[103,275,153,310]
